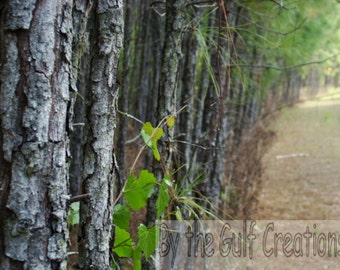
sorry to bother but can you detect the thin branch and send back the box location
[229,53,340,71]
[173,140,208,150]
[269,0,289,10]
[118,110,144,124]
[113,105,188,207]
[184,1,216,8]
[125,134,141,144]
[236,1,276,19]
[150,0,165,6]
[226,6,307,37]
[150,1,166,16]
[69,194,91,204]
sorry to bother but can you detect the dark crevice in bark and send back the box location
[15,31,29,146]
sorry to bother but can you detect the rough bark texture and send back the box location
[116,0,132,190]
[145,0,186,226]
[0,0,73,269]
[0,1,123,269]
[157,0,186,172]
[178,13,199,182]
[77,1,123,269]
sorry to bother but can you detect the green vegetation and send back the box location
[66,1,340,268]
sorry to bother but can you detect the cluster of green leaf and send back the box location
[112,121,173,269]
[110,114,222,268]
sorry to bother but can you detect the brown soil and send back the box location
[253,91,340,220]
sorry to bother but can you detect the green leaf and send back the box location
[166,116,175,128]
[163,174,173,187]
[124,170,157,211]
[68,202,80,225]
[137,224,157,259]
[141,122,163,161]
[140,129,152,148]
[175,206,183,221]
[142,122,163,141]
[151,145,161,161]
[113,204,130,230]
[156,179,170,218]
[113,227,133,258]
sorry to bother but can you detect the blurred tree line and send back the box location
[115,0,340,221]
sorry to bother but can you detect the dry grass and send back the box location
[221,118,276,219]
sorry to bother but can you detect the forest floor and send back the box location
[243,89,340,269]
[253,88,340,220]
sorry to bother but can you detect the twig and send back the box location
[173,140,207,150]
[118,110,144,124]
[69,193,91,204]
[113,105,188,207]
[125,134,141,144]
[67,252,79,256]
[270,0,290,10]
[228,53,340,71]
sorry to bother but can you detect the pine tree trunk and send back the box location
[145,0,186,226]
[157,0,186,170]
[0,1,73,268]
[1,1,123,269]
[178,15,200,184]
[77,1,123,269]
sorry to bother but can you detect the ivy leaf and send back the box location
[113,204,130,230]
[164,174,173,187]
[124,170,157,211]
[113,227,133,258]
[140,129,152,148]
[141,122,163,161]
[166,116,176,128]
[156,178,170,218]
[68,202,80,225]
[137,224,157,259]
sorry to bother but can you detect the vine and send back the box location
[68,114,184,269]
[111,116,174,269]
[111,112,220,269]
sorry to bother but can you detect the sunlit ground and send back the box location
[298,87,340,108]
[254,86,340,220]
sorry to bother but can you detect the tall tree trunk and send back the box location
[178,8,200,186]
[136,0,152,122]
[0,1,73,268]
[157,0,186,170]
[194,1,236,212]
[146,0,186,230]
[116,0,133,194]
[77,1,123,269]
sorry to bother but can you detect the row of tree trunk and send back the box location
[0,0,334,269]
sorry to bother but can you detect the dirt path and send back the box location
[253,91,340,220]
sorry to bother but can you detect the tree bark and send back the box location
[0,1,123,269]
[178,10,200,184]
[145,0,186,237]
[157,0,186,170]
[77,1,123,269]
[0,0,73,268]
